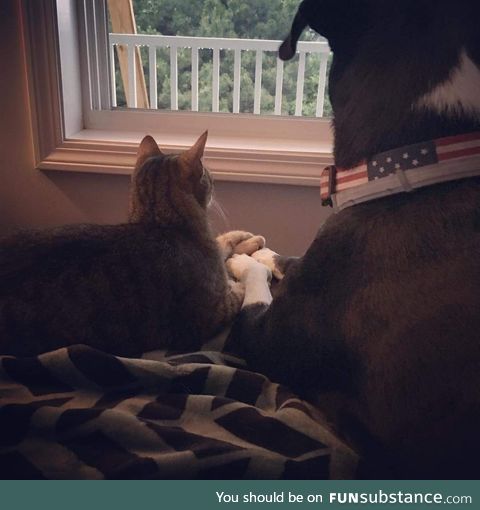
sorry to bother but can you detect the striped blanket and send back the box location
[0,335,358,479]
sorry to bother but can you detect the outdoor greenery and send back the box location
[112,0,332,117]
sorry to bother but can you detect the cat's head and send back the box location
[280,0,480,167]
[129,131,213,223]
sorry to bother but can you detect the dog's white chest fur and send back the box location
[416,50,480,118]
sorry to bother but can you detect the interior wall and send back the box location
[0,0,332,257]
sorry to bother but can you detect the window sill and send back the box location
[39,127,333,187]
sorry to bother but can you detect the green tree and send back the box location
[199,0,236,37]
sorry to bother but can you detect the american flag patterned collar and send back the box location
[321,131,480,211]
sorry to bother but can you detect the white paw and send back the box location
[252,248,284,280]
[226,254,272,283]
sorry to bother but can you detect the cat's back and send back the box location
[0,223,213,357]
[1,223,183,282]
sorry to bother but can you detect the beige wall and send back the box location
[0,0,332,256]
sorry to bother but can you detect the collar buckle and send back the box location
[321,165,337,207]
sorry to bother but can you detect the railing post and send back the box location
[233,48,241,114]
[149,46,157,109]
[212,48,220,113]
[127,44,137,108]
[170,46,178,110]
[295,52,306,116]
[110,43,117,107]
[191,47,199,112]
[253,50,263,115]
[274,57,284,116]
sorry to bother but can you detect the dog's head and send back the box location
[281,1,480,168]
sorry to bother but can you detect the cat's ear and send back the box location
[179,131,208,180]
[181,131,208,165]
[135,135,163,170]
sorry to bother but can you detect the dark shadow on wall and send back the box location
[43,171,131,225]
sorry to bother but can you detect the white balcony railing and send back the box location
[109,33,331,117]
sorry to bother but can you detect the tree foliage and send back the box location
[113,0,332,116]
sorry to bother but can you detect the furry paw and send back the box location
[216,231,266,260]
[233,235,266,255]
[252,248,285,280]
[226,254,272,283]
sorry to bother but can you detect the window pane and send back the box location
[107,0,332,117]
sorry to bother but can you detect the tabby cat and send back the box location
[0,132,263,357]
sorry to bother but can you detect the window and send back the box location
[25,0,334,186]
[107,0,332,117]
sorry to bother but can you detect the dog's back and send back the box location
[231,0,480,478]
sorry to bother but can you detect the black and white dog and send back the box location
[227,0,480,478]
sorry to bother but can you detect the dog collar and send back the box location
[321,131,480,211]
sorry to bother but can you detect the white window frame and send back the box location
[24,0,334,187]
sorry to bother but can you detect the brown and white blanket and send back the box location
[0,337,358,479]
